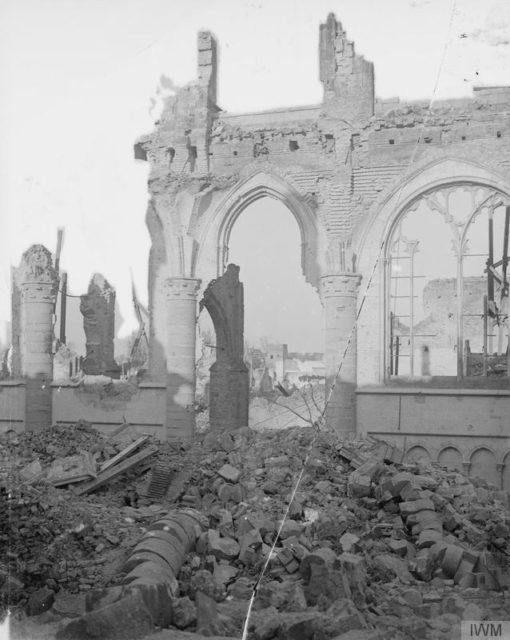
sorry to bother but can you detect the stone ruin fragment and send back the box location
[80,273,120,378]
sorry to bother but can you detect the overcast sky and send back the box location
[0,0,509,352]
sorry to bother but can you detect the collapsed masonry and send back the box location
[4,423,509,639]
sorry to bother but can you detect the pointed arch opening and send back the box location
[195,177,326,427]
[385,183,510,382]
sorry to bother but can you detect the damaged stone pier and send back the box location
[80,274,120,379]
[200,265,249,432]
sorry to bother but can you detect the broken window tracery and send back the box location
[387,183,510,380]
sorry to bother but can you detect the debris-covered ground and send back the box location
[1,421,509,640]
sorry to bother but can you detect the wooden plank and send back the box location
[74,445,158,496]
[100,435,149,472]
[488,209,494,303]
[52,474,93,488]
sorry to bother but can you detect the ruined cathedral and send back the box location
[4,15,510,490]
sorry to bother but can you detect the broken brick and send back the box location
[399,499,435,517]
[217,464,241,483]
[207,529,240,561]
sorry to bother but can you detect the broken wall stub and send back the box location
[319,12,374,123]
[80,274,120,378]
[200,264,249,431]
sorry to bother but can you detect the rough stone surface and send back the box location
[200,265,249,432]
[80,274,120,378]
[26,587,55,616]
[56,591,154,640]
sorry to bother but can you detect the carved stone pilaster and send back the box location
[462,461,472,475]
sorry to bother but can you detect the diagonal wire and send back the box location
[240,3,458,638]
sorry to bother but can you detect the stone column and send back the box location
[319,273,361,436]
[15,247,58,379]
[165,277,201,441]
[13,245,59,431]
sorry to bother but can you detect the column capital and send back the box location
[164,277,201,301]
[15,245,59,287]
[462,461,471,473]
[319,273,361,299]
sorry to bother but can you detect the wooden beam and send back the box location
[488,209,494,302]
[59,272,67,344]
[100,435,149,472]
[503,205,509,285]
[488,266,504,285]
[74,444,158,496]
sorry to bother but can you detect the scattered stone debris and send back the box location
[2,423,509,640]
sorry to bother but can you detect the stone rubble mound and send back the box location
[1,420,106,467]
[0,422,178,614]
[49,425,510,640]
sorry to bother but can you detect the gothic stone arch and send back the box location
[136,16,510,440]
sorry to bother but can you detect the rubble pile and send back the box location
[0,423,183,614]
[54,426,510,640]
[0,482,139,609]
[3,424,510,640]
[165,428,509,639]
[1,421,106,467]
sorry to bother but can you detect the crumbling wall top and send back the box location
[87,273,115,302]
[319,12,374,122]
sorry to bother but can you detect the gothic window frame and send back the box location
[385,181,510,383]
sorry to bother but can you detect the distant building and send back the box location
[257,342,325,389]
